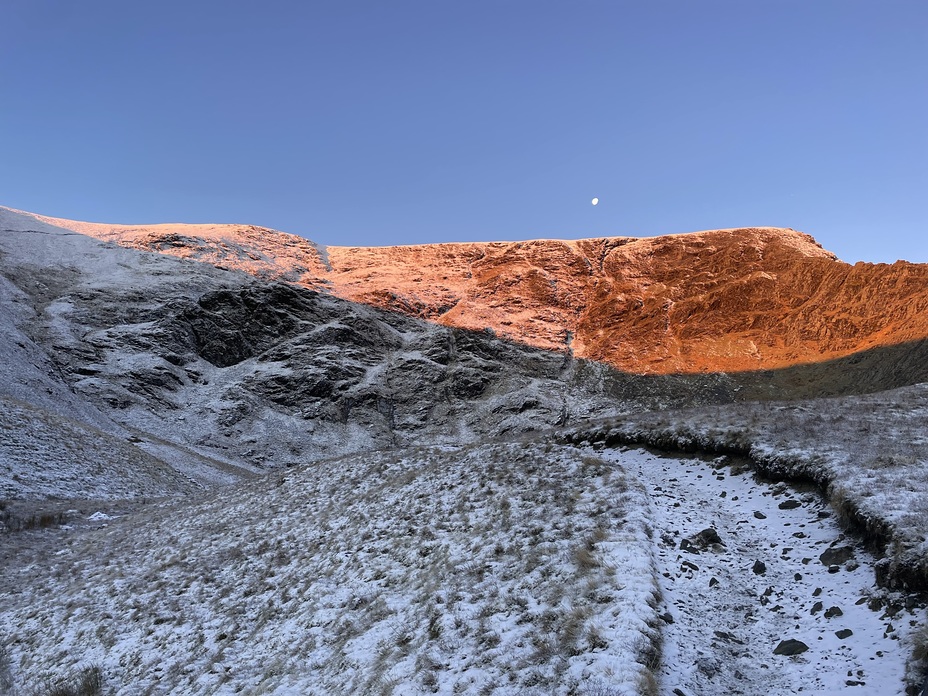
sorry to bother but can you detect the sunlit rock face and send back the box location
[15,208,928,375]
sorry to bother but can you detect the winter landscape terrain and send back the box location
[1,205,928,695]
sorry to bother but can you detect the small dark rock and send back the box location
[820,545,855,567]
[773,639,809,655]
[813,587,823,597]
[709,577,719,587]
[794,573,802,581]
[660,612,675,624]
[713,630,745,645]
[779,499,802,510]
[836,629,853,639]
[825,606,844,619]
[811,601,823,615]
[680,538,699,554]
[695,527,723,546]
[752,560,767,575]
[828,565,841,574]
[753,511,767,519]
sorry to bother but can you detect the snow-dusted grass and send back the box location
[0,443,660,695]
[0,395,201,502]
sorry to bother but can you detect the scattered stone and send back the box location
[660,612,674,624]
[882,602,902,618]
[811,601,823,615]
[845,681,866,687]
[754,511,767,519]
[820,545,855,567]
[681,527,724,553]
[792,532,807,539]
[680,538,699,554]
[672,689,687,696]
[779,499,801,510]
[825,606,844,619]
[846,560,860,572]
[828,565,841,574]
[719,491,727,498]
[773,639,809,655]
[713,630,745,644]
[695,527,723,546]
[855,597,867,605]
[752,560,767,575]
[836,629,853,639]
[794,573,802,581]
[818,510,832,519]
[802,558,812,565]
[813,587,823,597]
[709,577,719,587]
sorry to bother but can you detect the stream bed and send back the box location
[594,446,925,695]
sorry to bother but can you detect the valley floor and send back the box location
[602,447,924,695]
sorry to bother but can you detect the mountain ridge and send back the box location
[8,205,927,377]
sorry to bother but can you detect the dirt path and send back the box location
[597,447,923,695]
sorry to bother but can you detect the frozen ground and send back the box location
[598,447,923,695]
[564,385,928,593]
[0,443,662,696]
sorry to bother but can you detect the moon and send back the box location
[591,197,599,206]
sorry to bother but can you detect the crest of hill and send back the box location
[6,206,928,376]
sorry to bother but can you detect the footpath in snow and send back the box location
[595,446,924,696]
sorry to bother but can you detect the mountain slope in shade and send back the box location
[8,207,928,375]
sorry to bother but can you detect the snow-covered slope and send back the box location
[0,443,661,695]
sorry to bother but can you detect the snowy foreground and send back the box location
[608,447,923,695]
[0,443,661,695]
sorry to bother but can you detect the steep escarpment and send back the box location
[17,207,927,381]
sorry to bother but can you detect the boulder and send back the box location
[773,639,809,656]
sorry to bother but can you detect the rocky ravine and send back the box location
[15,206,928,383]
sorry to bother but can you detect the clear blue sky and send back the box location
[2,1,925,263]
